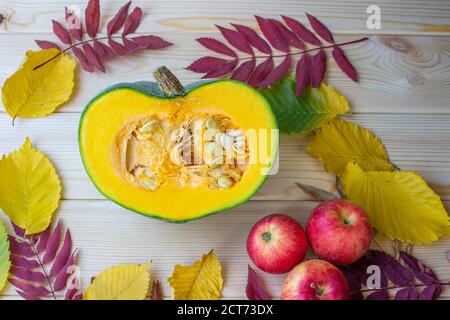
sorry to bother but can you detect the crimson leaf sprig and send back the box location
[187,14,368,95]
[8,221,82,300]
[35,0,173,72]
[340,250,449,300]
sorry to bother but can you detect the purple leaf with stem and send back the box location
[52,20,71,45]
[197,38,237,58]
[306,12,334,43]
[246,265,270,300]
[232,24,272,54]
[231,58,256,82]
[216,25,253,55]
[122,7,142,36]
[255,16,289,53]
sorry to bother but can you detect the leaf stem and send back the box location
[27,237,57,300]
[33,36,123,71]
[356,282,450,294]
[238,37,369,61]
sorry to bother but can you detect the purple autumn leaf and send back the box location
[247,57,274,88]
[73,47,95,72]
[132,35,173,50]
[42,221,62,264]
[35,40,61,50]
[231,59,256,82]
[186,56,230,73]
[202,60,238,79]
[295,53,311,95]
[281,16,321,46]
[54,252,75,292]
[122,7,142,36]
[107,1,131,36]
[82,43,106,73]
[108,38,130,56]
[395,286,418,300]
[255,16,289,53]
[310,49,326,87]
[366,289,389,300]
[196,38,237,58]
[372,250,413,286]
[52,20,72,45]
[246,265,270,300]
[257,55,291,87]
[419,284,441,300]
[232,23,272,54]
[8,236,34,258]
[11,266,46,282]
[50,230,72,277]
[9,279,50,298]
[93,40,116,59]
[85,0,100,38]
[216,25,253,55]
[10,254,39,269]
[306,12,334,43]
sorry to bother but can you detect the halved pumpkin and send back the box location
[79,67,278,222]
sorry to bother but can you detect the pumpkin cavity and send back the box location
[114,113,249,191]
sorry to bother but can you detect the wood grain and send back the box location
[0,34,449,114]
[0,0,449,35]
[1,113,449,201]
[0,200,449,299]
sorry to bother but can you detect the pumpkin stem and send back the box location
[153,66,185,97]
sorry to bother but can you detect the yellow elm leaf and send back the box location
[1,48,76,121]
[307,118,394,175]
[84,263,152,300]
[0,220,11,293]
[0,138,61,235]
[342,162,450,244]
[168,250,223,300]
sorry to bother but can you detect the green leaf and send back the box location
[0,220,11,292]
[260,78,349,134]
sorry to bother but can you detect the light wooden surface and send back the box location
[0,0,449,299]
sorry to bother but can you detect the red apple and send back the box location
[306,199,372,265]
[247,214,307,274]
[281,259,350,300]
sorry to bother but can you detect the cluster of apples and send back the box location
[247,199,373,300]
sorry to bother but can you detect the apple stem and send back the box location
[261,232,271,242]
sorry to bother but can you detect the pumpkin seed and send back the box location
[208,168,225,178]
[140,119,158,133]
[227,129,243,137]
[204,129,219,141]
[144,168,155,178]
[206,118,220,130]
[142,180,158,191]
[217,176,233,189]
[215,133,233,150]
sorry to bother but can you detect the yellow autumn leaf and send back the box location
[1,48,75,121]
[0,220,11,293]
[308,118,394,175]
[84,263,152,300]
[168,250,223,300]
[0,138,61,235]
[342,162,450,243]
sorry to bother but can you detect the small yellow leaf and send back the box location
[308,119,394,175]
[0,220,11,292]
[168,250,223,300]
[84,263,152,300]
[342,162,450,243]
[0,138,61,234]
[1,48,75,121]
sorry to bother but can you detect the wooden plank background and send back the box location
[0,0,449,299]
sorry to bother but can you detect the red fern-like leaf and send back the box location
[258,55,291,87]
[188,14,367,94]
[232,24,272,54]
[35,1,172,73]
[52,20,71,45]
[35,40,61,50]
[82,43,106,73]
[311,49,326,87]
[122,7,142,36]
[231,58,256,82]
[247,57,274,87]
[85,0,100,38]
[246,265,270,300]
[8,222,81,300]
[306,13,334,43]
[107,1,131,36]
[65,7,83,41]
[332,46,357,81]
[255,16,289,53]
[295,53,312,95]
[281,15,321,46]
[217,25,253,55]
[196,38,237,57]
